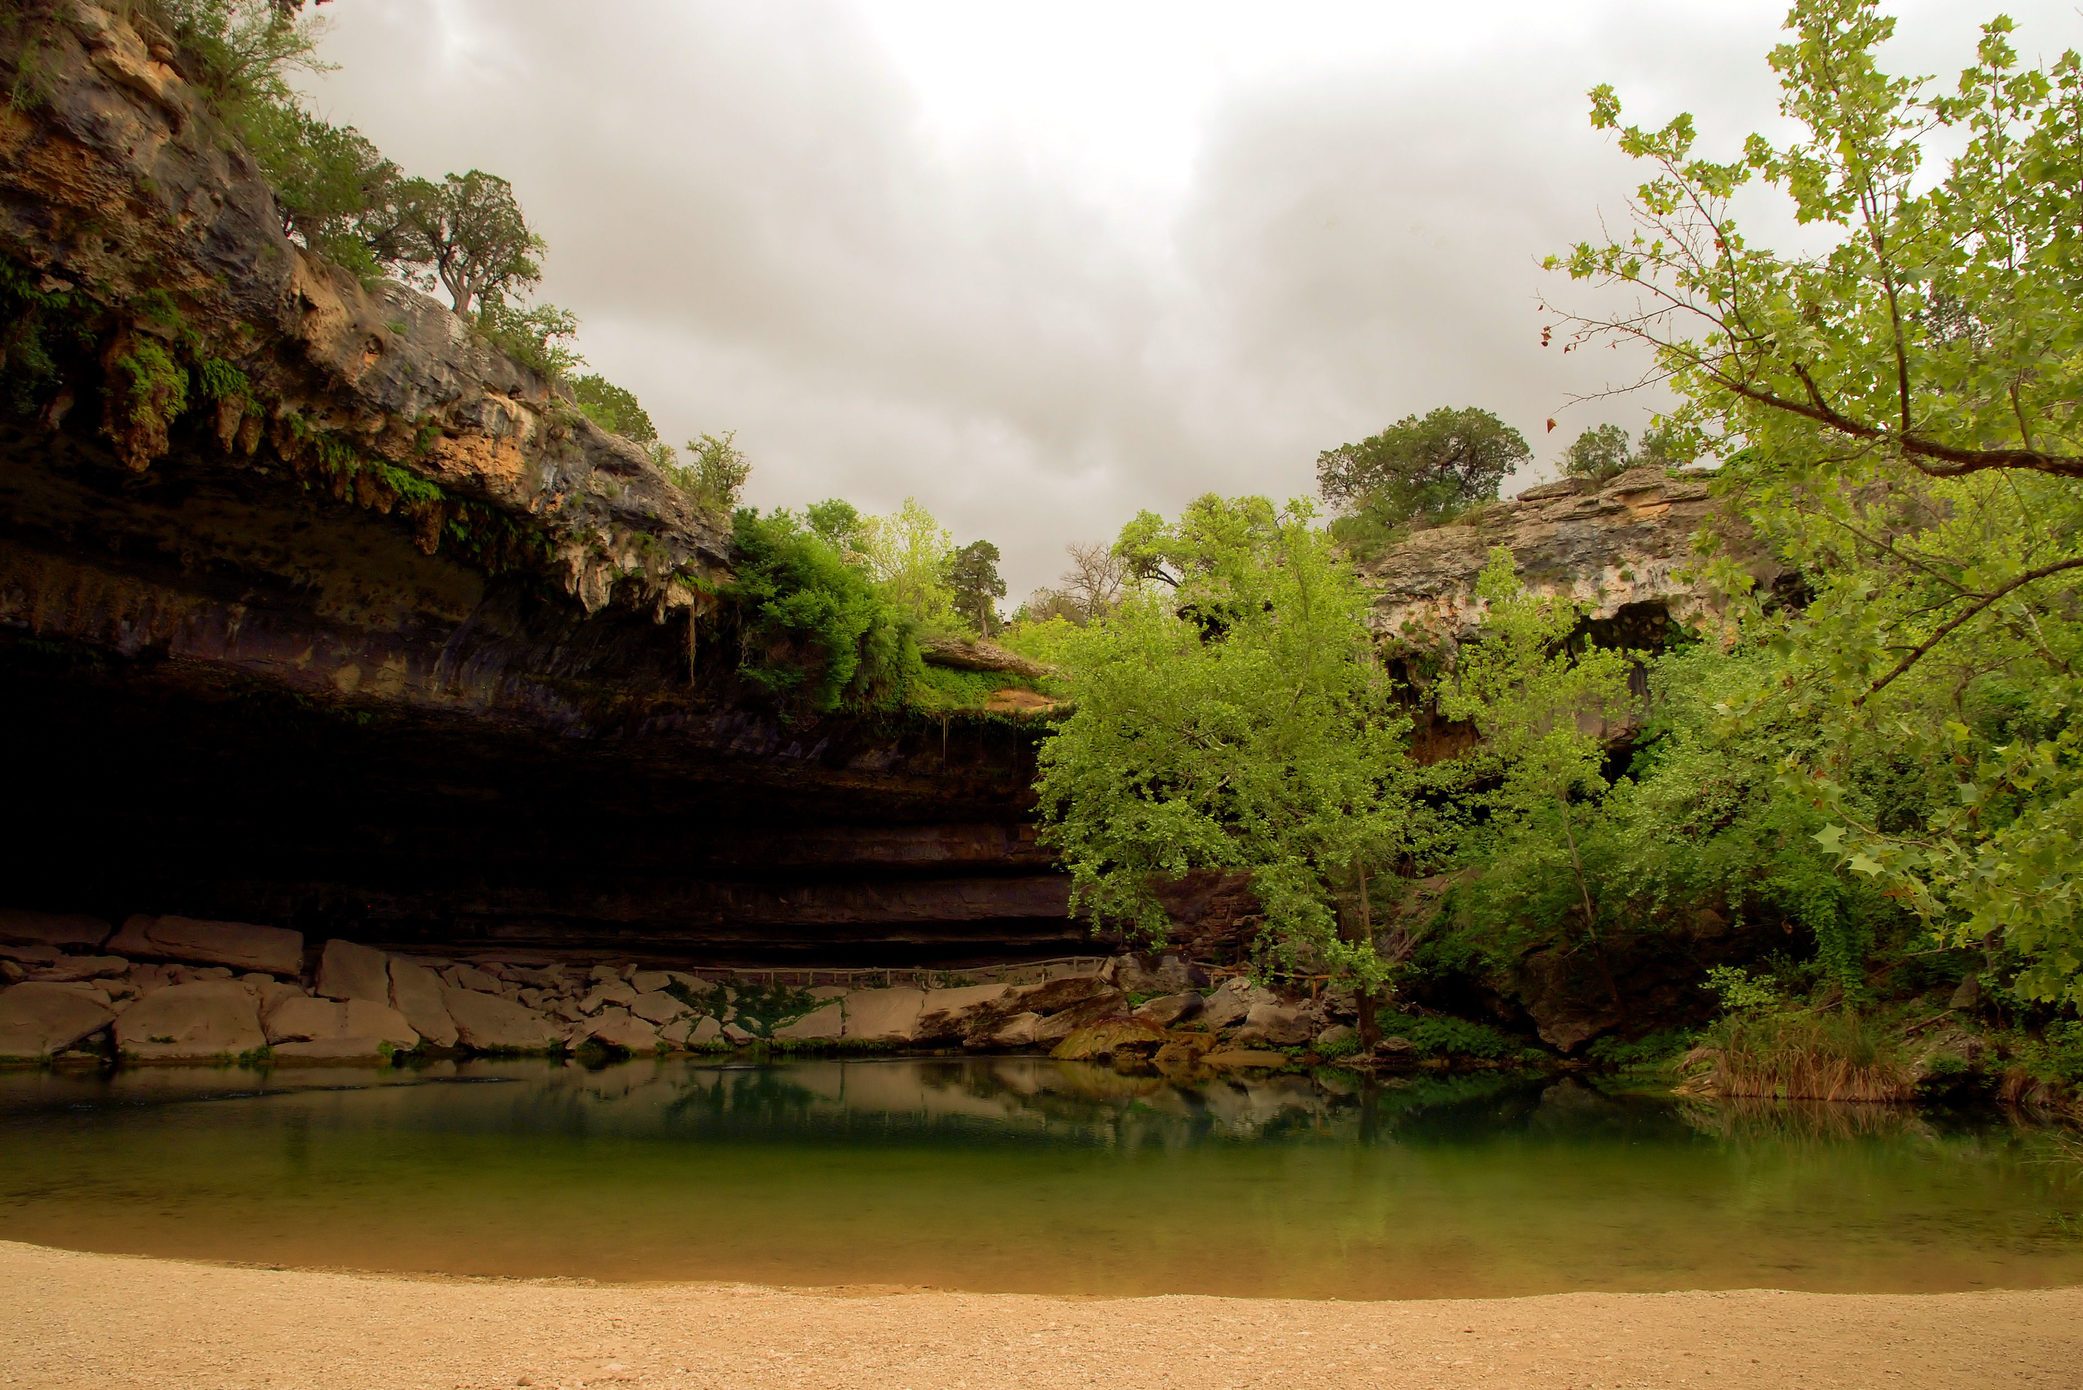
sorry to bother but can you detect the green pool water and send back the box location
[2,1057,2078,1299]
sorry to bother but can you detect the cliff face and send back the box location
[0,6,1742,980]
[0,4,1080,964]
[1358,467,1772,648]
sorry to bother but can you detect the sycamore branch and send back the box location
[1859,555,2083,705]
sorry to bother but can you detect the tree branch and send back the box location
[1859,556,2083,705]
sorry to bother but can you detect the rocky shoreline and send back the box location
[0,908,1364,1074]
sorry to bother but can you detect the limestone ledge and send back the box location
[1358,466,1777,647]
[0,908,1343,1072]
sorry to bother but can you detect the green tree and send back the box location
[158,0,325,118]
[241,104,402,276]
[726,509,919,717]
[859,498,958,629]
[1036,498,1415,1018]
[1561,423,1632,484]
[1438,549,1635,979]
[1315,407,1530,529]
[805,498,865,555]
[673,431,751,512]
[393,171,544,316]
[569,374,657,443]
[1549,0,2083,1007]
[474,299,582,379]
[943,539,1007,636]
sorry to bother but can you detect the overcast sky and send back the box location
[297,1,2075,600]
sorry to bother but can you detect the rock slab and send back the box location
[108,915,303,977]
[316,939,392,1003]
[0,982,116,1059]
[441,985,558,1053]
[114,981,266,1060]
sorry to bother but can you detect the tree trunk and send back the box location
[1348,866,1379,1049]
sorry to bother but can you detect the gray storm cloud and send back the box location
[296,0,2069,599]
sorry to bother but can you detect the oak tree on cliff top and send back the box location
[1551,0,2083,1007]
[393,170,544,317]
[1315,406,1531,529]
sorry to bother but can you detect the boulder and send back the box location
[629,970,673,994]
[1050,1020,1168,1062]
[440,985,558,1053]
[1034,994,1130,1046]
[972,1011,1041,1050]
[315,939,392,1003]
[0,910,110,951]
[584,1008,660,1054]
[1234,1002,1313,1048]
[26,954,129,983]
[264,996,418,1050]
[0,982,116,1059]
[1313,1024,1360,1054]
[1012,975,1119,1016]
[388,958,459,1048]
[684,1016,725,1048]
[578,981,638,1015]
[1132,992,1204,1029]
[841,986,925,1044]
[114,981,266,1060]
[440,963,502,995]
[771,998,844,1042]
[108,915,303,977]
[628,990,686,1026]
[913,983,1013,1043]
[1199,978,1277,1032]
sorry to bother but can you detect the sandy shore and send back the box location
[4,1241,2081,1390]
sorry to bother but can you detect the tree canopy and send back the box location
[1315,406,1530,529]
[943,540,1007,636]
[1552,0,2083,1008]
[1036,498,1414,991]
[1561,424,1633,484]
[392,171,544,316]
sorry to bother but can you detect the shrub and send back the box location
[1678,1008,1911,1102]
[726,508,921,716]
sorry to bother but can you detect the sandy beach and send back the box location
[4,1240,2080,1389]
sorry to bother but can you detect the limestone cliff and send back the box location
[1358,466,1774,648]
[0,3,1076,964]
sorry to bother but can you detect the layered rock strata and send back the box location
[0,4,1074,962]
